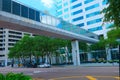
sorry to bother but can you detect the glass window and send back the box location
[84,0,94,4]
[21,5,28,18]
[71,0,77,3]
[57,0,62,4]
[2,0,11,13]
[12,2,20,16]
[87,18,102,25]
[64,14,69,18]
[40,13,47,24]
[85,3,99,11]
[29,8,35,20]
[102,0,108,5]
[76,23,84,27]
[35,11,40,22]
[72,9,83,15]
[105,23,114,29]
[72,16,84,22]
[88,26,102,32]
[86,11,100,18]
[64,2,68,6]
[64,8,68,12]
[58,5,62,10]
[57,11,62,16]
[72,3,82,9]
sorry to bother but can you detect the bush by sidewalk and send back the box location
[0,72,32,80]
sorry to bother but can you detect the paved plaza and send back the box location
[0,66,119,80]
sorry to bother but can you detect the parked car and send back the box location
[38,63,51,68]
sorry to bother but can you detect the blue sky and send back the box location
[16,0,57,16]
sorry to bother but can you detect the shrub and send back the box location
[113,60,119,63]
[108,60,113,63]
[0,72,32,80]
[98,60,102,63]
[103,60,107,63]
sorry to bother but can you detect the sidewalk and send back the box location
[80,63,119,67]
[63,63,119,67]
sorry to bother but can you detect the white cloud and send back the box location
[41,0,54,8]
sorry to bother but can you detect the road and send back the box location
[0,66,119,80]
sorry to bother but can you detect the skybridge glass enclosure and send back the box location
[0,0,98,39]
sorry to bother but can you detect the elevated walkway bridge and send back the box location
[0,0,99,66]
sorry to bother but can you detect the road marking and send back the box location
[33,78,45,80]
[37,76,119,80]
[48,76,84,80]
[114,77,120,80]
[34,71,43,73]
[86,76,97,80]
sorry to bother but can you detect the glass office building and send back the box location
[57,0,110,38]
[56,0,119,62]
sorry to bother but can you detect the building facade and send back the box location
[56,0,119,62]
[0,28,34,66]
[57,0,112,38]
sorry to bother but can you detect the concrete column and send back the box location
[71,40,80,66]
[87,53,92,61]
[65,46,68,63]
[5,58,8,66]
[106,46,112,61]
[4,29,9,66]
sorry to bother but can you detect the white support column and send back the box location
[87,53,92,61]
[106,45,112,61]
[71,40,80,66]
[65,46,68,63]
[4,29,9,66]
[5,58,8,66]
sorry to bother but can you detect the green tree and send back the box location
[79,42,88,52]
[90,38,106,50]
[101,0,120,28]
[105,28,120,47]
[8,35,71,66]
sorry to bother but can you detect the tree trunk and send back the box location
[36,56,39,65]
[48,53,51,64]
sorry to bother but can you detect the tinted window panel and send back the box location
[36,11,40,22]
[76,23,84,27]
[84,0,94,4]
[71,0,77,3]
[12,2,20,16]
[88,26,102,32]
[72,3,82,9]
[2,0,11,13]
[85,3,99,11]
[29,8,35,20]
[72,9,83,15]
[21,5,28,18]
[72,16,84,22]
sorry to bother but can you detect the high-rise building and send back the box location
[57,0,111,38]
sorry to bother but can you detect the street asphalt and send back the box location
[0,65,119,80]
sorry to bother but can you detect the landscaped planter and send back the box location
[0,73,32,80]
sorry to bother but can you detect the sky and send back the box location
[16,0,57,16]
